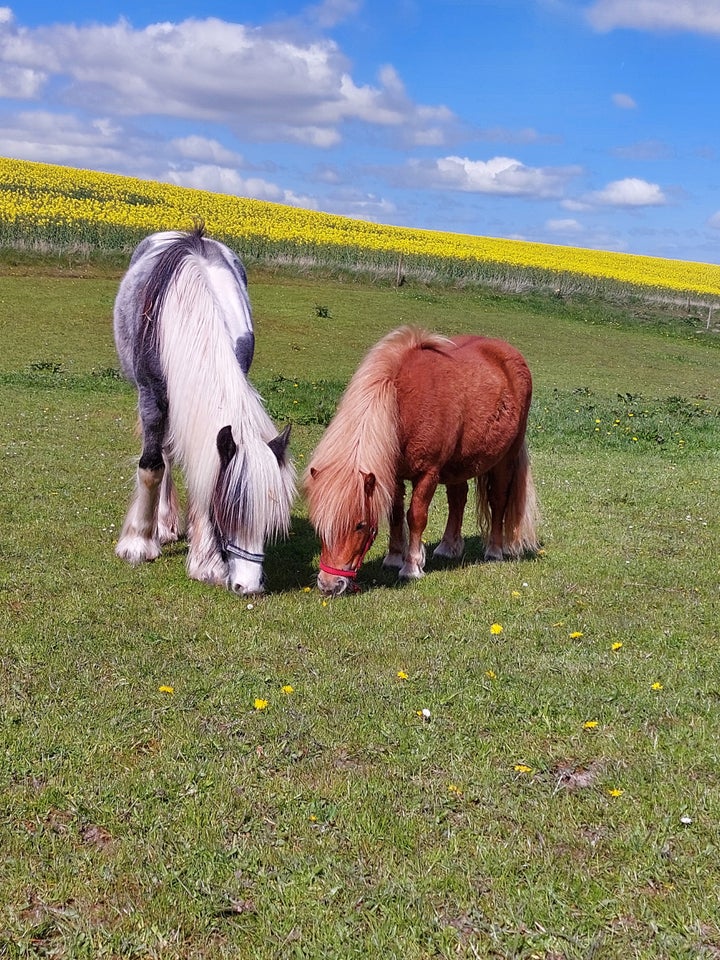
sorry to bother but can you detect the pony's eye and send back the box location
[355,521,366,531]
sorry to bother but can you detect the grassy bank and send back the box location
[2,264,720,958]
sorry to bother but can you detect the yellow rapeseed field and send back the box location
[2,156,720,296]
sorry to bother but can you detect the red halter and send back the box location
[318,524,377,589]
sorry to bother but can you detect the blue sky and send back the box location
[1,0,720,263]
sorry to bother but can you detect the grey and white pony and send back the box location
[113,225,295,594]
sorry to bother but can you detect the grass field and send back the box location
[2,257,720,959]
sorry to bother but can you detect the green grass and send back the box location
[2,258,720,958]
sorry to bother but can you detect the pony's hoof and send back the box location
[484,546,504,562]
[433,538,464,560]
[158,517,182,545]
[382,552,404,570]
[398,563,424,580]
[187,555,228,586]
[116,535,161,565]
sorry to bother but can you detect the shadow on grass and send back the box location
[151,524,541,597]
[265,528,540,597]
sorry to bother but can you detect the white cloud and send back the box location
[305,0,362,30]
[479,126,551,145]
[171,136,243,166]
[612,92,637,109]
[587,0,720,35]
[318,189,397,222]
[0,108,138,169]
[0,62,45,98]
[561,198,591,212]
[613,139,673,161]
[402,155,581,198]
[588,177,668,207]
[0,13,457,148]
[165,163,318,208]
[708,211,720,229]
[546,218,583,233]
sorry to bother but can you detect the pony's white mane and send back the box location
[304,326,450,544]
[159,255,294,539]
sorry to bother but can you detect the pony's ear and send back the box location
[361,471,376,499]
[310,466,319,480]
[234,332,255,375]
[268,424,291,465]
[216,425,237,471]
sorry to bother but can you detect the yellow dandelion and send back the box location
[511,590,522,598]
[158,685,174,694]
[485,669,497,680]
[607,788,624,797]
[651,681,663,691]
[303,586,311,593]
[569,631,584,639]
[514,764,533,774]
[254,698,269,710]
[397,670,409,680]
[490,623,503,635]
[583,720,599,729]
[611,641,623,651]
[448,783,462,795]
[281,685,294,694]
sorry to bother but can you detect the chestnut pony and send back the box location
[304,326,539,595]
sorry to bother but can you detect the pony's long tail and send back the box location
[475,441,540,557]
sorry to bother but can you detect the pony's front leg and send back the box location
[116,464,164,565]
[433,481,467,560]
[382,480,407,570]
[185,503,228,586]
[400,475,437,580]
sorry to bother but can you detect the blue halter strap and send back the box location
[224,542,265,564]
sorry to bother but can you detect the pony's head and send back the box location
[213,423,294,595]
[305,467,380,596]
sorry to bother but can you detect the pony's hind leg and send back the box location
[157,451,182,544]
[116,385,168,565]
[382,480,407,570]
[480,455,524,562]
[433,481,467,560]
[479,463,509,562]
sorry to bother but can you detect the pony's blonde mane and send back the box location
[304,326,451,544]
[160,255,295,540]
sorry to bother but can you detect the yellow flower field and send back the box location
[2,155,720,296]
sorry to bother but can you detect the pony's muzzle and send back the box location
[230,577,265,596]
[224,543,266,596]
[316,571,352,597]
